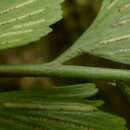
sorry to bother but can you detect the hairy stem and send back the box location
[0,64,130,80]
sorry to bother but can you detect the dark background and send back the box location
[0,0,129,129]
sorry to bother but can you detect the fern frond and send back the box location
[0,0,64,50]
[55,0,130,65]
[0,83,127,130]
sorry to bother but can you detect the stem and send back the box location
[52,45,82,64]
[0,64,130,80]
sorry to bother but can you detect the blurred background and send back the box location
[0,0,129,129]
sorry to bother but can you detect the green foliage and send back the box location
[54,0,130,64]
[0,84,127,130]
[0,0,129,130]
[117,81,130,102]
[0,0,64,50]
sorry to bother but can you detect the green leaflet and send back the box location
[54,0,130,65]
[0,83,127,130]
[0,0,64,50]
[117,81,130,102]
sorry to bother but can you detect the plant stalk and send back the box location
[0,64,130,80]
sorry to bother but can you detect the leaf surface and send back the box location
[55,0,130,64]
[117,81,130,102]
[0,0,64,49]
[0,83,127,130]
